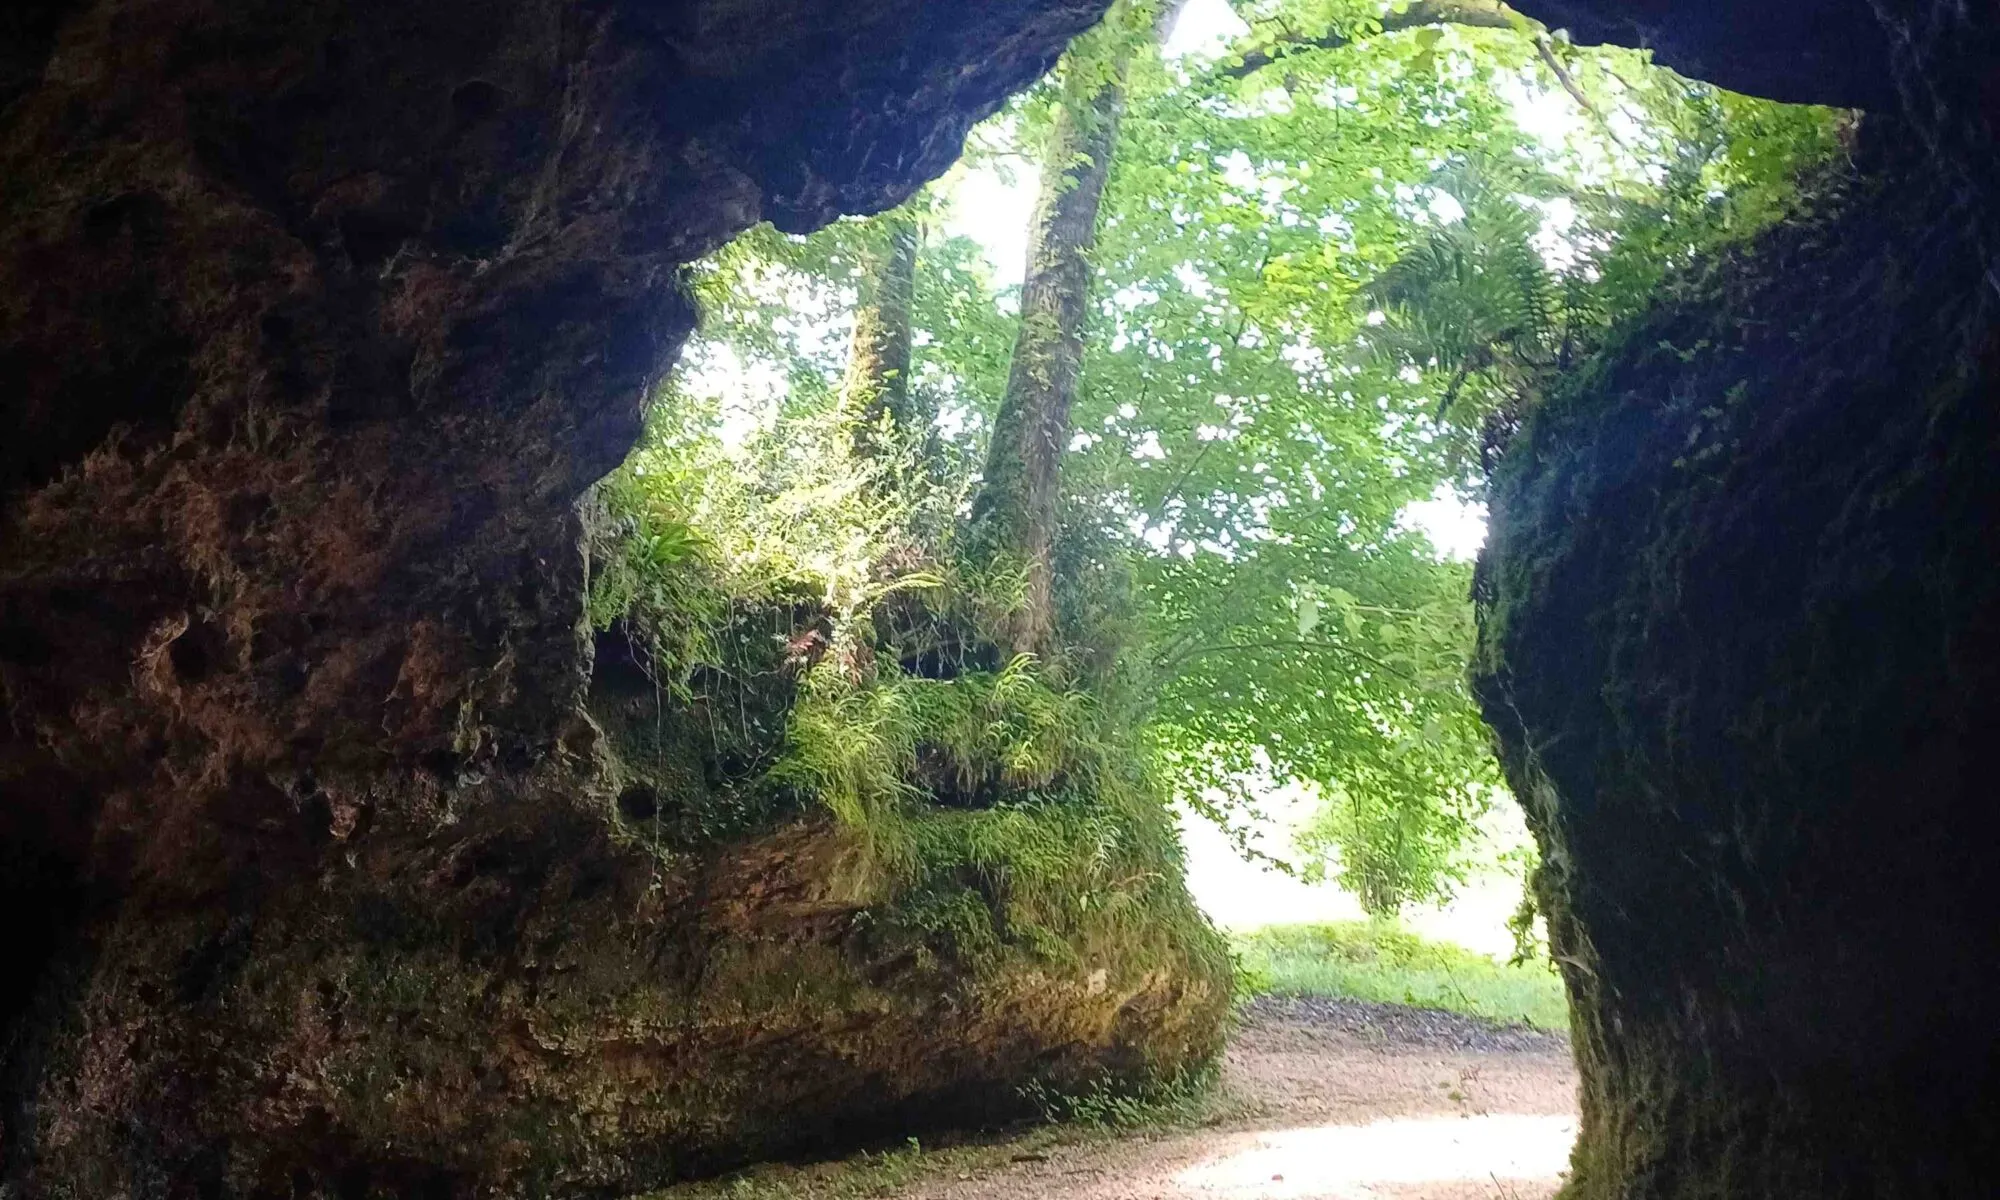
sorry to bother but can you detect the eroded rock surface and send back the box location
[0,1,1237,1195]
[1513,0,1893,111]
[1474,4,2000,1196]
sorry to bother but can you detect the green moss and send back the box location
[560,388,1234,1190]
[1474,141,2000,1198]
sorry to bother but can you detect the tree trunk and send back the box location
[970,44,1130,659]
[841,211,922,461]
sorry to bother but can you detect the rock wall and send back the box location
[1475,3,2000,1196]
[0,0,1219,1194]
[1513,0,1895,110]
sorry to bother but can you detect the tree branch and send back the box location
[1147,436,1214,530]
[1222,0,1519,80]
[1434,360,1475,421]
[1532,34,1634,152]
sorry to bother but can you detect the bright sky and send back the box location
[1165,0,1252,58]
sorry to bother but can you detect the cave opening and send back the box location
[2,0,1997,1196]
[578,0,1880,1194]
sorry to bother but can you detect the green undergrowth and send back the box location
[584,374,1232,1152]
[588,383,1229,991]
[630,1130,1067,1200]
[1233,920,1568,1030]
[1018,1060,1221,1130]
[767,647,1222,983]
[629,1138,1016,1200]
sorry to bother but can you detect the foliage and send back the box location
[587,429,727,703]
[1234,920,1567,1029]
[773,654,1105,830]
[1294,777,1490,913]
[594,0,1846,921]
[593,226,1228,1004]
[1357,74,1847,436]
[1063,1,1841,909]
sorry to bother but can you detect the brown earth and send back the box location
[890,998,1578,1200]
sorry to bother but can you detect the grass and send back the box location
[1232,920,1569,1031]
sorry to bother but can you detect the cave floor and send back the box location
[655,996,1577,1200]
[898,996,1576,1200]
[648,992,1568,1200]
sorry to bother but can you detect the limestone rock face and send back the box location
[1509,0,2000,167]
[1473,4,2000,1196]
[1512,0,1894,110]
[0,0,1202,1194]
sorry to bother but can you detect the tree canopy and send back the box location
[594,0,1845,915]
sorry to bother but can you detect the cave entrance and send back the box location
[4,0,1958,1189]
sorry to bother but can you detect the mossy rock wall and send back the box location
[0,0,1152,1193]
[1473,132,2000,1197]
[14,766,1225,1196]
[4,601,1230,1198]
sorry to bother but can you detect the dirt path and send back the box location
[892,997,1578,1200]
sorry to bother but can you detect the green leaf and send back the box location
[1297,593,1321,637]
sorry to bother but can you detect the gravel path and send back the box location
[1234,996,1571,1057]
[890,999,1578,1200]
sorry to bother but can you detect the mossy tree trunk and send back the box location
[841,210,922,460]
[969,32,1133,660]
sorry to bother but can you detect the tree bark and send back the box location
[970,43,1130,659]
[841,211,922,460]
